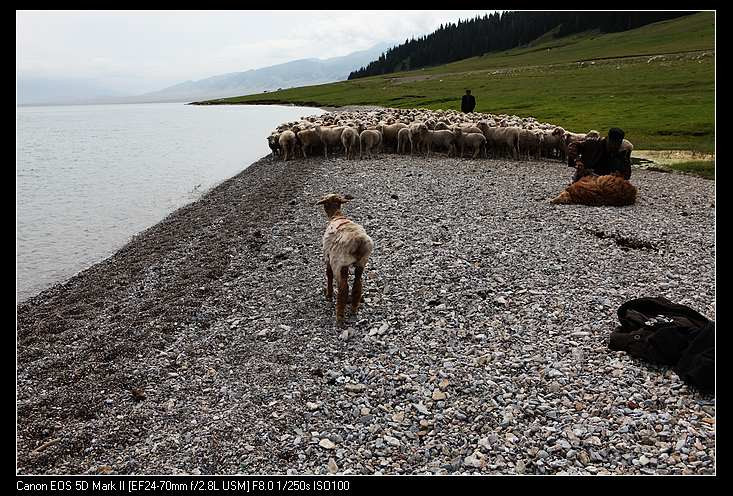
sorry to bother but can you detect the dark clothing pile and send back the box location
[608,297,715,394]
[567,137,632,182]
[461,94,476,113]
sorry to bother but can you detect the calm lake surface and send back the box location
[17,102,324,302]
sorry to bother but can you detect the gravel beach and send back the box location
[16,153,715,475]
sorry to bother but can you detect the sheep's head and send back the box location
[317,193,353,217]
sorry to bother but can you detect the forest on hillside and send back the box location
[348,11,696,79]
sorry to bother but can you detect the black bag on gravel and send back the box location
[608,296,715,394]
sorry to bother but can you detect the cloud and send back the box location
[17,10,494,95]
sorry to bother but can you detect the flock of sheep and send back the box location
[267,107,637,325]
[266,107,623,162]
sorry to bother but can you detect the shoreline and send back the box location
[189,100,384,113]
[17,153,715,474]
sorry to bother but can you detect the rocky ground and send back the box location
[17,151,715,475]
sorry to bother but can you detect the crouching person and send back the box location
[567,127,632,183]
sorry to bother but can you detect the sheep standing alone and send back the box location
[317,194,374,325]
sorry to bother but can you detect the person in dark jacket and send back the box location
[461,89,476,113]
[567,127,631,183]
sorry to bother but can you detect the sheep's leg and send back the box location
[325,264,333,299]
[351,265,364,313]
[336,266,349,325]
[303,145,308,159]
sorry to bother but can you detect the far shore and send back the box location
[188,99,385,113]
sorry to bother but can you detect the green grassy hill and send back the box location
[200,12,715,152]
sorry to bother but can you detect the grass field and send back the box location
[667,160,715,179]
[199,12,715,153]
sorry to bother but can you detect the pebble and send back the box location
[319,439,336,450]
[345,384,367,393]
[432,389,447,401]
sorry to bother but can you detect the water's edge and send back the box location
[17,153,272,306]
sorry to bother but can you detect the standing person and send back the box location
[461,89,476,113]
[567,127,632,183]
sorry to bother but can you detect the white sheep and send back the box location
[408,122,428,156]
[380,123,408,152]
[424,128,459,157]
[314,125,346,159]
[296,128,321,158]
[359,129,383,159]
[278,130,297,161]
[341,127,359,160]
[396,127,411,154]
[455,130,488,158]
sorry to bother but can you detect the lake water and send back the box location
[16,102,325,302]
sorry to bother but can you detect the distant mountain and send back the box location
[16,41,395,106]
[17,76,127,106]
[129,41,394,103]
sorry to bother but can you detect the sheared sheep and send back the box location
[317,193,374,325]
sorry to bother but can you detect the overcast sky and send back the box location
[17,10,494,95]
